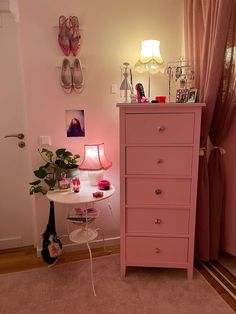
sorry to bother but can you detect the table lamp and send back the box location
[79,143,112,185]
[134,40,165,97]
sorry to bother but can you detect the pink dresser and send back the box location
[117,103,204,279]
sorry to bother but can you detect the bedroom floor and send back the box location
[195,252,236,312]
[218,252,236,277]
[0,245,235,312]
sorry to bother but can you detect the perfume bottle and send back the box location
[58,172,70,191]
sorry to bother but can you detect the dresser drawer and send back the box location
[126,208,189,234]
[126,113,194,144]
[126,236,188,265]
[126,178,191,206]
[126,146,193,175]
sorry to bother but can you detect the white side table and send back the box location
[47,180,115,296]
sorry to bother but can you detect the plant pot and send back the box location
[66,166,80,178]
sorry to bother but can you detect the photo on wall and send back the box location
[65,110,85,137]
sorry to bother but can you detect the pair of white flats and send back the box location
[61,58,83,93]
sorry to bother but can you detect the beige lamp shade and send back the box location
[135,40,165,74]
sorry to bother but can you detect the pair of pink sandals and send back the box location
[58,16,81,56]
[61,58,83,93]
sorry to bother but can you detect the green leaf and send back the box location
[55,159,67,169]
[67,164,78,169]
[34,168,48,178]
[44,178,56,189]
[63,151,73,159]
[29,185,47,195]
[41,148,52,154]
[42,162,50,168]
[41,148,54,161]
[56,148,66,157]
[29,180,41,185]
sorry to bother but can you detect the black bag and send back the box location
[41,201,62,264]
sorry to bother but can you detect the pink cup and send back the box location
[156,96,166,103]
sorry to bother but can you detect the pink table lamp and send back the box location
[79,143,112,185]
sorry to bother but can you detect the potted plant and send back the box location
[29,148,80,195]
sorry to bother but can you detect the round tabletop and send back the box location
[47,180,115,205]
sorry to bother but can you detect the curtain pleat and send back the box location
[208,1,236,259]
[208,149,225,259]
[184,0,234,260]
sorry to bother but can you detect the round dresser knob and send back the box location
[155,189,162,195]
[154,219,162,224]
[157,159,163,164]
[157,126,165,132]
[155,248,161,254]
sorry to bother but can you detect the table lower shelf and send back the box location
[69,228,98,244]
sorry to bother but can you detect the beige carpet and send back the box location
[0,254,234,314]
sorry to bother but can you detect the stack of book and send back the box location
[66,207,100,225]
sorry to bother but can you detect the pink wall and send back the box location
[18,0,184,249]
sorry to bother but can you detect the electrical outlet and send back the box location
[39,136,51,145]
[111,84,118,94]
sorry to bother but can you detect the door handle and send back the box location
[4,133,25,140]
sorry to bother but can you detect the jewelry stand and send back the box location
[165,58,194,102]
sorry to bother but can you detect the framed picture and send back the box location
[65,109,85,137]
[176,89,189,103]
[188,89,197,103]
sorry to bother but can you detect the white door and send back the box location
[0,10,34,249]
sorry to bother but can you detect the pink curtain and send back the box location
[208,2,236,259]
[184,0,234,260]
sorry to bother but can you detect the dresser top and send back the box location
[117,103,206,108]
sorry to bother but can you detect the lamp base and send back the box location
[88,170,104,186]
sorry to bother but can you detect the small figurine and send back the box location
[71,177,80,193]
[120,62,132,102]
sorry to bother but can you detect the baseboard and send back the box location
[0,236,23,250]
[36,236,120,257]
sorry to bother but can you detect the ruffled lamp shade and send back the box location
[134,40,165,97]
[79,143,112,185]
